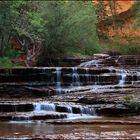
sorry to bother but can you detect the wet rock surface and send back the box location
[0,55,140,139]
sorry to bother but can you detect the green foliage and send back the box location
[124,94,139,111]
[132,1,140,29]
[11,1,44,36]
[1,1,140,65]
[130,99,139,111]
[0,1,100,63]
[0,1,44,57]
[0,1,14,56]
[40,1,99,59]
[124,95,134,102]
[4,48,21,58]
[95,0,120,28]
[0,57,17,68]
[101,37,140,55]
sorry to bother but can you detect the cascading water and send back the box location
[68,106,96,119]
[66,106,73,113]
[55,67,62,94]
[71,67,80,87]
[95,75,100,85]
[79,59,100,67]
[33,102,96,119]
[137,72,140,84]
[33,102,56,112]
[119,69,127,85]
[79,107,95,115]
[85,68,90,84]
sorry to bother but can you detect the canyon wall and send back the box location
[96,0,140,41]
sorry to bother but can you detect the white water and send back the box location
[65,106,72,113]
[79,60,100,67]
[80,107,95,115]
[33,102,95,118]
[67,114,97,120]
[119,69,127,85]
[85,68,90,83]
[55,67,62,94]
[33,102,56,112]
[71,67,80,87]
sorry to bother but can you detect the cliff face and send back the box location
[94,0,133,14]
[96,1,140,41]
[97,9,140,39]
[111,0,134,14]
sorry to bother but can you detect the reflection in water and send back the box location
[0,121,140,138]
[0,121,74,136]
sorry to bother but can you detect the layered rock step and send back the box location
[39,55,140,67]
[0,101,95,121]
[79,55,140,68]
[0,66,139,96]
[0,67,139,85]
[0,112,67,121]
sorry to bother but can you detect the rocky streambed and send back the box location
[0,55,140,139]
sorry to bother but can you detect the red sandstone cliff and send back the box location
[93,0,134,14]
[96,0,140,41]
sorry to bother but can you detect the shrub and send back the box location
[0,57,17,68]
[130,99,139,111]
[124,95,139,111]
[124,95,134,102]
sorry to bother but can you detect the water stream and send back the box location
[79,59,101,67]
[55,67,62,94]
[34,102,56,112]
[0,120,139,139]
[71,67,80,87]
[119,69,127,85]
[0,56,140,139]
[33,102,96,118]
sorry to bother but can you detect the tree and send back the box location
[0,1,14,56]
[95,0,108,22]
[0,1,44,65]
[39,1,99,62]
[0,1,99,66]
[132,1,140,28]
[95,0,121,40]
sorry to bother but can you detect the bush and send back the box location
[101,37,140,55]
[124,95,134,102]
[130,99,139,111]
[39,1,99,61]
[0,57,17,68]
[124,94,139,111]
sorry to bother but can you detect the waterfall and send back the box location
[95,75,100,85]
[55,67,62,94]
[85,68,90,84]
[66,106,72,113]
[33,102,56,112]
[67,106,96,119]
[79,107,95,115]
[71,67,80,87]
[79,60,100,67]
[5,101,96,121]
[33,102,95,116]
[119,69,127,85]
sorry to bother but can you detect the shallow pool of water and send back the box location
[0,120,140,139]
